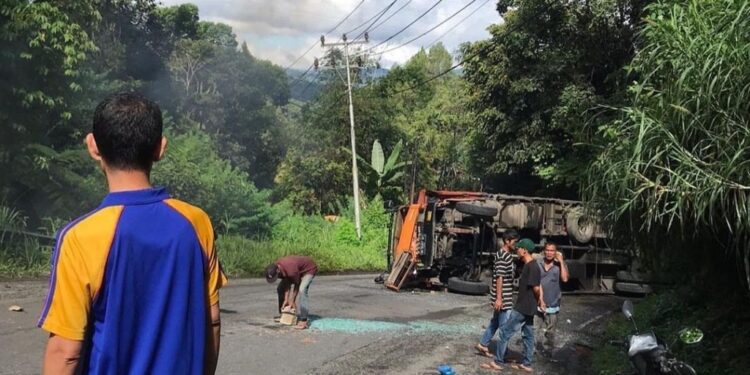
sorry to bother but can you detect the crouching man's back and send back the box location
[37,92,226,375]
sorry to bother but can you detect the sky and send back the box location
[159,0,503,70]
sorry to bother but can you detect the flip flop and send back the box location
[511,364,533,373]
[294,321,309,330]
[480,362,503,371]
[475,343,492,358]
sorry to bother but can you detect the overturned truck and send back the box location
[384,190,633,294]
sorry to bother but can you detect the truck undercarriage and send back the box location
[384,190,636,294]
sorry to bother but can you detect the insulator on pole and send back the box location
[364,32,369,42]
[342,33,347,42]
[313,57,319,70]
[320,35,325,46]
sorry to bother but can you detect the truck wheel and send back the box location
[566,208,595,243]
[613,281,653,296]
[447,277,489,295]
[455,202,498,218]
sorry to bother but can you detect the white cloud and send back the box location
[160,0,501,68]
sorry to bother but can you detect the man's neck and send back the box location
[521,255,534,263]
[105,168,152,192]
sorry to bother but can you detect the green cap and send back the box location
[515,238,536,253]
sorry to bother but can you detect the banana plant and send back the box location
[358,139,409,201]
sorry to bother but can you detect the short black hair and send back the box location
[502,229,520,242]
[92,92,163,171]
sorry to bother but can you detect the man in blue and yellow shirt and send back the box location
[37,92,227,374]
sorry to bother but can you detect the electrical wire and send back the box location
[343,0,403,36]
[358,0,477,58]
[365,0,442,51]
[352,0,398,41]
[356,0,413,37]
[284,0,367,72]
[426,0,491,48]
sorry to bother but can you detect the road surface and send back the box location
[0,275,621,374]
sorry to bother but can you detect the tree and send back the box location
[586,0,750,292]
[463,0,648,194]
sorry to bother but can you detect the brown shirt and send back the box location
[276,255,317,285]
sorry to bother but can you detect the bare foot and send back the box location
[480,362,503,371]
[294,321,309,330]
[475,343,492,358]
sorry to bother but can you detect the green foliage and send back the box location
[356,139,408,202]
[463,0,646,192]
[217,197,389,276]
[153,130,273,236]
[586,0,750,290]
[593,289,750,375]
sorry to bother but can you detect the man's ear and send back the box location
[85,133,103,162]
[153,136,167,162]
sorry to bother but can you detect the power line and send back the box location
[366,0,443,51]
[352,0,398,41]
[344,0,402,36]
[284,0,367,72]
[360,0,477,58]
[289,64,315,87]
[358,0,414,37]
[427,0,491,48]
[390,41,496,95]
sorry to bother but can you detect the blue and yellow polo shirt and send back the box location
[38,187,227,374]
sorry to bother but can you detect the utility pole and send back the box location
[319,33,368,239]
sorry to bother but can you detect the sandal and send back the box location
[475,343,492,358]
[294,321,309,330]
[511,364,533,373]
[480,362,503,371]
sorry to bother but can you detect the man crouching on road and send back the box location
[266,255,317,329]
[536,242,569,355]
[481,238,544,373]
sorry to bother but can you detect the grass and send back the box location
[592,288,750,375]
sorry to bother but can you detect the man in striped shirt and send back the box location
[475,229,519,357]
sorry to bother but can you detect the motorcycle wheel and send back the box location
[666,361,697,375]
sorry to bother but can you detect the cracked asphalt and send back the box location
[0,275,622,374]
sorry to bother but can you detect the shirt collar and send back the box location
[99,186,170,207]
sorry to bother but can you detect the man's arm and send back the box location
[204,303,221,375]
[533,285,546,312]
[289,282,300,309]
[556,251,569,283]
[494,275,503,310]
[43,334,82,375]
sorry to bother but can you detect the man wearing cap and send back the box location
[481,238,544,373]
[265,255,317,329]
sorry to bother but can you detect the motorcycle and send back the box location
[613,300,703,375]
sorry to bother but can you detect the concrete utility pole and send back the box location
[319,33,368,239]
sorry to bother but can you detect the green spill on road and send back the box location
[310,317,478,334]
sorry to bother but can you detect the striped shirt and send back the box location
[489,249,515,308]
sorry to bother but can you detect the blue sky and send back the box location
[160,0,503,69]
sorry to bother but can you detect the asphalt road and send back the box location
[0,275,622,374]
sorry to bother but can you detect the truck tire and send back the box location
[455,202,498,218]
[566,208,595,243]
[616,270,652,284]
[447,277,489,295]
[613,281,653,296]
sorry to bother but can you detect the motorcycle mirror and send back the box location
[678,327,704,345]
[622,300,634,319]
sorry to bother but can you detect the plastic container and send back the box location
[437,364,455,375]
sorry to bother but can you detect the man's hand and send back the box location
[554,251,564,263]
[493,299,503,311]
